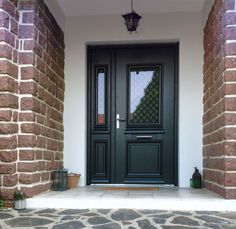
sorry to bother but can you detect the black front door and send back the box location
[87,44,178,185]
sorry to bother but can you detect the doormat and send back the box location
[101,187,159,191]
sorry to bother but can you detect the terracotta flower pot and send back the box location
[68,174,81,188]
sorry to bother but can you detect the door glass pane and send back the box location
[129,66,161,125]
[96,68,105,125]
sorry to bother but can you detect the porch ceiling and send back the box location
[56,0,206,17]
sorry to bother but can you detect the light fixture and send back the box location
[122,0,142,33]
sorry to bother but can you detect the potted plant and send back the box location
[68,173,81,189]
[13,190,26,210]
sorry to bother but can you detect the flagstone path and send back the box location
[0,208,236,228]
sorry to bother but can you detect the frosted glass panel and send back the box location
[96,68,105,125]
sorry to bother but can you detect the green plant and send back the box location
[0,199,4,208]
[14,190,26,201]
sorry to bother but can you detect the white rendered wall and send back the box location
[44,0,65,31]
[201,0,214,29]
[64,12,204,187]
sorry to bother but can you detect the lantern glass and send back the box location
[122,11,141,33]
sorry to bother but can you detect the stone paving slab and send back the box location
[0,209,236,228]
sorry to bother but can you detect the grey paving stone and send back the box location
[5,217,54,227]
[93,223,121,229]
[36,209,57,214]
[111,209,141,221]
[34,227,48,229]
[0,212,14,219]
[97,209,111,215]
[196,215,233,224]
[61,215,77,221]
[18,213,34,217]
[0,209,11,212]
[38,213,58,218]
[59,209,88,215]
[88,216,111,225]
[16,209,35,213]
[217,212,236,220]
[203,223,222,229]
[196,211,219,215]
[137,219,157,229]
[221,225,236,229]
[153,213,174,218]
[162,226,203,229]
[138,210,167,215]
[152,217,166,224]
[172,211,192,216]
[128,227,136,229]
[52,221,85,229]
[171,216,200,226]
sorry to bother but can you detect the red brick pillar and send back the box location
[0,0,19,204]
[17,0,65,197]
[203,0,236,199]
[0,0,64,203]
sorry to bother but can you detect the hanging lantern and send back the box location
[122,0,142,33]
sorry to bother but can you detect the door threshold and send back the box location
[90,184,175,188]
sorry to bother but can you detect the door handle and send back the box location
[117,118,126,121]
[136,135,153,139]
[116,114,126,129]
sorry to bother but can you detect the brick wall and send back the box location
[0,0,19,204]
[203,0,236,199]
[0,0,64,204]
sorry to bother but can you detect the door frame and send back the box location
[86,43,179,186]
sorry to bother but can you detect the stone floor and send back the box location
[27,186,236,211]
[1,208,236,229]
